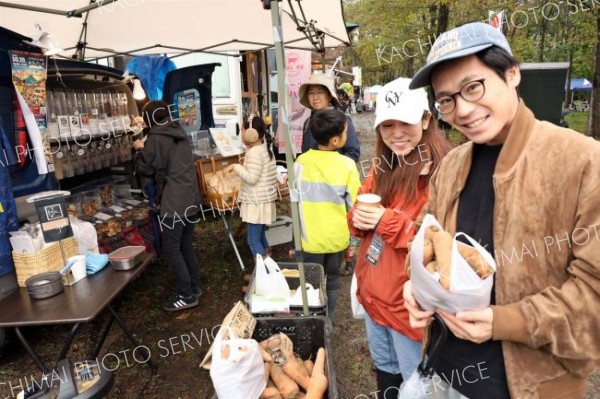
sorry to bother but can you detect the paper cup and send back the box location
[68,255,87,283]
[356,193,381,208]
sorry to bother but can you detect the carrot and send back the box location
[303,359,314,376]
[432,230,453,290]
[424,225,440,242]
[457,242,494,278]
[305,348,328,399]
[270,364,300,399]
[423,239,434,264]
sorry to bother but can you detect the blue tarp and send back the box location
[570,78,592,92]
[126,56,177,101]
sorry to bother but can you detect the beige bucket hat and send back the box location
[298,73,341,109]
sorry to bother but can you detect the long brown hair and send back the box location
[373,115,451,208]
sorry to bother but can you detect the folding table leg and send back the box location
[14,327,50,375]
[106,305,157,370]
[221,211,245,270]
[57,323,82,361]
[91,314,116,359]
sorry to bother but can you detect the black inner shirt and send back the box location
[429,143,510,399]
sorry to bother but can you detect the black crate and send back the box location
[245,262,327,317]
[254,316,339,399]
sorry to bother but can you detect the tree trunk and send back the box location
[437,4,449,38]
[588,12,600,138]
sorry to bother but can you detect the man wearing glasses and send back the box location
[404,22,600,398]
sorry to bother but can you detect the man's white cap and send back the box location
[374,77,429,129]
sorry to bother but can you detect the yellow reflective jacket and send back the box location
[294,149,361,254]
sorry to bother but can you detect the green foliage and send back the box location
[343,0,598,85]
[565,110,589,134]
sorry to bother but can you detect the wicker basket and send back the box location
[12,237,79,287]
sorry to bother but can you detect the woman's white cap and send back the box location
[374,77,429,129]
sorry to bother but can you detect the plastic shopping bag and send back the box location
[409,214,496,313]
[350,272,366,319]
[252,255,290,313]
[290,283,321,307]
[399,316,467,399]
[209,329,266,399]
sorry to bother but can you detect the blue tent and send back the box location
[570,78,592,92]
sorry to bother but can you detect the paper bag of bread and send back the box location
[408,214,496,313]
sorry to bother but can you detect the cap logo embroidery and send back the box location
[385,90,403,107]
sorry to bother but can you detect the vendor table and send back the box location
[0,253,156,375]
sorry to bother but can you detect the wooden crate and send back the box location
[12,237,79,287]
[195,155,242,211]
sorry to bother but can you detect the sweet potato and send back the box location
[305,348,328,399]
[259,338,274,362]
[283,356,311,391]
[270,364,300,399]
[457,242,494,278]
[423,239,434,264]
[261,386,283,399]
[424,225,441,242]
[432,230,453,289]
[425,260,438,274]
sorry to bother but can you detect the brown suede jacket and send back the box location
[422,101,600,398]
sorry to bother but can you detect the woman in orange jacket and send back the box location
[348,77,450,398]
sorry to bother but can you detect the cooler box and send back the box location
[265,216,292,246]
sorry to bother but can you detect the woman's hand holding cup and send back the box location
[352,193,385,231]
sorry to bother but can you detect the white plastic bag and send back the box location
[289,283,321,307]
[409,214,496,313]
[252,255,290,313]
[350,272,366,319]
[254,255,290,299]
[209,330,266,399]
[70,216,99,255]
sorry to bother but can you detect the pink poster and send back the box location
[277,49,311,153]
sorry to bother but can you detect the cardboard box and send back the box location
[200,301,256,370]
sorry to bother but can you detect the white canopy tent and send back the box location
[0,0,350,59]
[0,0,350,315]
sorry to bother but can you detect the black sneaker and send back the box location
[163,295,198,312]
[192,287,203,298]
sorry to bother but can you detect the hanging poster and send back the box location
[174,89,201,133]
[10,50,48,132]
[276,50,311,153]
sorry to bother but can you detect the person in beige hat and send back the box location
[299,73,361,278]
[298,73,360,162]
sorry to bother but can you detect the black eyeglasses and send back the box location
[434,79,486,115]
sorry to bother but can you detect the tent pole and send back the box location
[270,0,309,316]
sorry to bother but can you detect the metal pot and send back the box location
[25,272,64,300]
